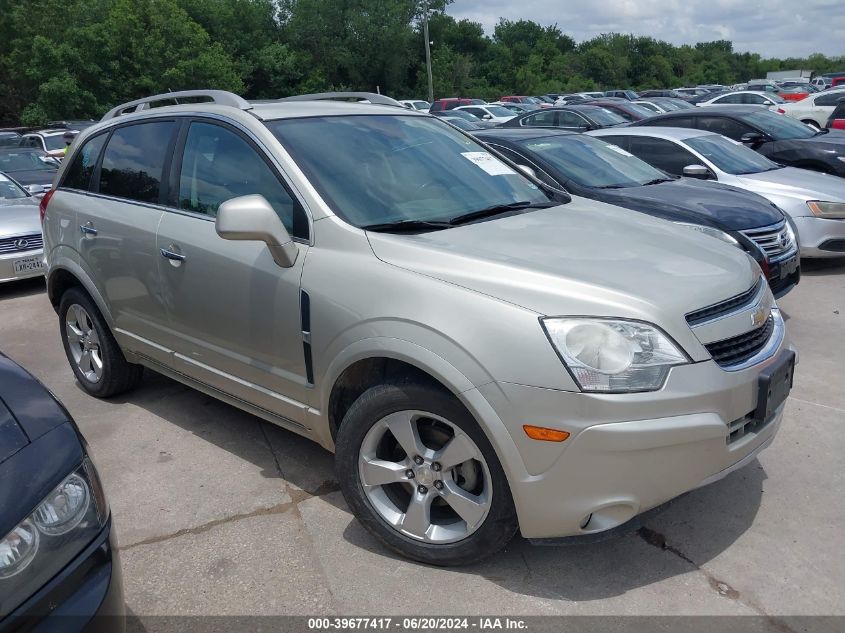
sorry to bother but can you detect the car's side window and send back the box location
[98,121,176,204]
[626,137,699,176]
[558,111,588,128]
[715,94,743,104]
[815,92,843,107]
[177,121,303,236]
[695,117,752,140]
[61,133,107,191]
[521,111,557,127]
[23,137,40,149]
[742,94,767,105]
[463,107,484,118]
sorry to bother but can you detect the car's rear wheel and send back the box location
[335,383,518,566]
[59,287,143,398]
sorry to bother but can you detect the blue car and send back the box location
[0,353,124,632]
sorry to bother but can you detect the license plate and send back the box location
[13,256,45,275]
[774,255,799,280]
[754,350,795,422]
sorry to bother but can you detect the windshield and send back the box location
[739,110,816,140]
[766,93,786,103]
[44,135,67,151]
[521,135,668,188]
[267,115,550,227]
[685,134,780,175]
[624,103,657,118]
[0,174,29,200]
[443,118,481,131]
[486,106,514,117]
[437,109,479,122]
[587,108,627,125]
[0,150,57,172]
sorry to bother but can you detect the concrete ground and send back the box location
[1,261,843,622]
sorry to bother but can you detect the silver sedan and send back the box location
[589,127,845,258]
[0,173,45,283]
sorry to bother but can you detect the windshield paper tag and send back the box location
[461,152,517,176]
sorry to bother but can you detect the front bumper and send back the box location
[477,341,793,539]
[793,215,845,257]
[1,520,125,633]
[0,248,46,284]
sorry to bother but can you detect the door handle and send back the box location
[160,248,186,262]
[79,224,98,236]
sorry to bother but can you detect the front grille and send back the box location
[741,221,796,261]
[685,278,763,327]
[0,233,43,254]
[727,410,774,444]
[705,316,774,367]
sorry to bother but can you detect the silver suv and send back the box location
[43,90,794,565]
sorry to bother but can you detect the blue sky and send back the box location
[447,0,844,58]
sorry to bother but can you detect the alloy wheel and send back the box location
[65,304,103,383]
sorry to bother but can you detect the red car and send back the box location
[826,98,845,130]
[429,98,486,112]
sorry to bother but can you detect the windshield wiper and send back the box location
[593,184,628,189]
[814,128,830,137]
[361,219,452,233]
[447,200,555,226]
[639,177,673,186]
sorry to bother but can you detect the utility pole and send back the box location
[423,2,433,102]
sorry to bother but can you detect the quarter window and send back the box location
[62,134,107,191]
[177,121,300,235]
[98,122,176,204]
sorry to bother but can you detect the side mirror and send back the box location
[215,195,298,268]
[740,132,765,146]
[25,184,46,196]
[682,164,712,180]
[482,114,493,120]
[517,164,536,178]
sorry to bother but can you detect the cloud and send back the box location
[446,0,845,58]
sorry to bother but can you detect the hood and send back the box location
[4,169,56,187]
[734,166,845,204]
[0,354,71,443]
[0,199,41,237]
[367,197,757,323]
[596,178,783,230]
[0,401,28,465]
[793,130,845,151]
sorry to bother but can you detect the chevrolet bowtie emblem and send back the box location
[751,305,768,328]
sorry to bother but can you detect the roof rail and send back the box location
[277,92,403,107]
[101,90,251,121]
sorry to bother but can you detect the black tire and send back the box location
[335,383,518,566]
[59,287,143,398]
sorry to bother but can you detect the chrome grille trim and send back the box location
[740,220,796,262]
[685,277,765,327]
[0,233,43,254]
[705,308,785,372]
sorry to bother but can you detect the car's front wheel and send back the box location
[59,287,143,398]
[335,383,518,566]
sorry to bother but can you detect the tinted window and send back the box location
[521,111,557,127]
[587,108,627,126]
[815,92,845,107]
[695,117,753,140]
[461,107,485,118]
[267,115,549,228]
[626,137,699,176]
[177,122,300,234]
[738,110,815,140]
[558,111,588,128]
[99,122,176,203]
[641,115,696,129]
[44,135,66,151]
[685,134,780,175]
[62,134,106,191]
[22,137,41,149]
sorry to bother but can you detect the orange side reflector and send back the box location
[523,425,570,442]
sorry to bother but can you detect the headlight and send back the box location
[542,318,689,392]
[807,201,845,219]
[674,222,741,247]
[0,459,108,618]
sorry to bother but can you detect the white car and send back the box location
[697,91,785,112]
[19,130,72,160]
[781,89,845,129]
[589,126,845,258]
[454,104,516,123]
[399,99,431,112]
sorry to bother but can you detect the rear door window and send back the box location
[62,133,107,191]
[520,111,557,127]
[98,121,177,204]
[695,117,753,140]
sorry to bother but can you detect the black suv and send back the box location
[634,106,845,177]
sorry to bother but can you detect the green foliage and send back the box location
[0,0,842,124]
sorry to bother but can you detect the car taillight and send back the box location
[776,108,786,114]
[39,188,56,222]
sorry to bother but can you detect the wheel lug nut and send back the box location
[413,455,424,465]
[432,462,441,472]
[417,485,428,494]
[434,480,444,491]
[405,469,415,479]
